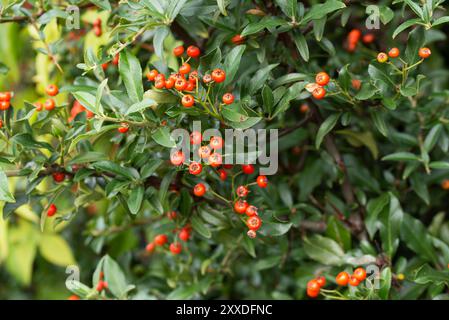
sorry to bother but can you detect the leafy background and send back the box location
[0,0,449,300]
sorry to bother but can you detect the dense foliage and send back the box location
[1,0,449,300]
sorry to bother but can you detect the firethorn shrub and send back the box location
[0,0,449,301]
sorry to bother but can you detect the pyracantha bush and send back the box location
[0,0,449,300]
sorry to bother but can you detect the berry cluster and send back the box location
[306,71,330,100]
[34,84,59,112]
[306,267,367,299]
[145,214,192,256]
[377,47,431,63]
[345,28,375,52]
[0,91,12,111]
[69,100,94,122]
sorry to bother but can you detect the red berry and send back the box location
[242,164,254,175]
[234,199,248,214]
[173,46,184,57]
[186,45,200,58]
[335,271,350,286]
[46,84,59,96]
[44,98,56,111]
[118,123,129,133]
[175,78,187,91]
[68,295,80,300]
[377,52,388,63]
[47,204,57,217]
[316,276,326,287]
[236,185,249,197]
[193,183,206,197]
[190,131,202,145]
[165,78,175,89]
[419,47,431,59]
[188,71,198,84]
[182,94,195,107]
[223,164,233,169]
[218,169,227,181]
[231,34,245,45]
[94,25,102,37]
[388,47,400,58]
[348,29,362,45]
[169,242,182,254]
[170,150,185,166]
[145,242,155,253]
[312,87,326,99]
[353,267,367,281]
[222,93,234,105]
[167,211,177,220]
[245,205,258,217]
[0,101,10,110]
[52,172,65,183]
[189,162,202,175]
[203,74,212,84]
[154,234,168,246]
[256,175,268,188]
[185,81,195,91]
[210,136,223,150]
[147,69,159,81]
[211,68,226,83]
[0,120,3,129]
[315,72,330,86]
[198,145,211,159]
[93,17,102,27]
[348,275,360,286]
[0,91,12,101]
[307,287,320,298]
[179,229,190,242]
[362,33,375,44]
[208,153,222,167]
[179,63,191,75]
[154,79,166,89]
[246,215,262,231]
[307,279,320,292]
[247,229,257,238]
[112,54,119,65]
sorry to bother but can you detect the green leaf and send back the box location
[315,113,340,149]
[119,50,143,104]
[191,215,211,239]
[153,26,169,59]
[140,159,163,179]
[125,98,157,115]
[302,0,346,23]
[293,33,309,61]
[128,185,144,214]
[90,0,111,11]
[152,127,176,148]
[366,193,390,238]
[92,161,139,180]
[432,16,449,27]
[414,264,449,285]
[223,45,246,86]
[371,110,388,137]
[261,222,292,237]
[241,17,286,37]
[38,233,76,266]
[242,236,256,258]
[95,79,108,115]
[0,170,15,203]
[249,63,278,94]
[103,255,131,298]
[382,152,420,162]
[217,0,228,16]
[303,235,345,265]
[429,161,449,170]
[262,85,274,114]
[68,152,108,165]
[392,18,421,39]
[72,91,97,115]
[424,124,442,152]
[379,267,392,300]
[11,133,53,151]
[380,194,403,259]
[401,214,439,264]
[355,82,378,100]
[326,216,351,251]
